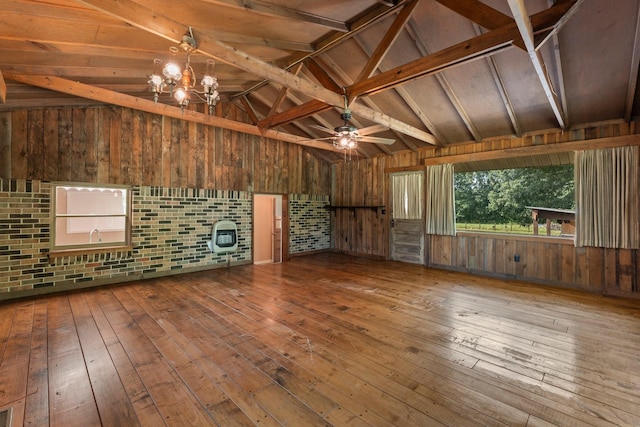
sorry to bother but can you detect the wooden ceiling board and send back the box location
[409,0,480,52]
[132,0,331,44]
[491,47,558,132]
[263,0,379,22]
[437,60,515,139]
[559,0,638,124]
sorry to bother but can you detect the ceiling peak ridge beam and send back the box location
[199,0,349,32]
[6,73,345,153]
[507,0,567,130]
[76,0,435,145]
[346,0,579,99]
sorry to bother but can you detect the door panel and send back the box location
[390,219,424,263]
[389,172,425,264]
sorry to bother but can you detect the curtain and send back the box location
[391,172,423,220]
[425,164,456,235]
[575,145,639,248]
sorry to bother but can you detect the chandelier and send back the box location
[148,28,220,114]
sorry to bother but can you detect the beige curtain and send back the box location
[575,145,639,248]
[391,172,423,220]
[425,164,456,235]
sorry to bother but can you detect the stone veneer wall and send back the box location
[288,194,330,254]
[0,179,252,298]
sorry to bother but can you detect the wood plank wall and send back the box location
[0,104,331,195]
[332,121,640,298]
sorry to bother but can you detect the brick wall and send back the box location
[289,194,330,254]
[0,180,333,298]
[0,179,253,298]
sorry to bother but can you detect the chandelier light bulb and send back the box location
[148,74,164,92]
[174,87,190,105]
[163,62,182,83]
[201,75,218,90]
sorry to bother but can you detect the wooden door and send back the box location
[390,172,424,264]
[273,197,282,263]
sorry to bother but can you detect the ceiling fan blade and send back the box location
[298,136,335,142]
[358,124,389,136]
[359,136,395,145]
[310,124,337,135]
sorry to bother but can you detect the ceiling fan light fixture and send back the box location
[334,131,358,149]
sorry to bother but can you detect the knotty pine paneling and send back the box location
[0,105,330,195]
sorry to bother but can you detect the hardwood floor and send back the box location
[1,252,639,426]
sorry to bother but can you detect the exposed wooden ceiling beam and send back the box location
[239,95,260,125]
[534,0,584,49]
[6,73,346,153]
[76,0,435,145]
[507,0,566,130]
[235,2,409,97]
[318,54,446,145]
[258,63,304,129]
[259,60,343,131]
[277,92,373,158]
[199,0,349,32]
[315,56,415,153]
[304,58,343,94]
[434,0,526,51]
[265,100,333,128]
[545,1,569,127]
[434,0,512,29]
[347,1,578,99]
[625,1,640,122]
[355,0,419,83]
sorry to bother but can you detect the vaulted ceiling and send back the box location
[1,0,639,163]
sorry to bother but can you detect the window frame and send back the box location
[51,182,132,252]
[453,165,575,240]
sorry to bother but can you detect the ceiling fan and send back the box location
[308,96,396,150]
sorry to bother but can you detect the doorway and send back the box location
[253,194,285,264]
[389,171,425,264]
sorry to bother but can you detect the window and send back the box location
[454,164,575,236]
[52,184,131,250]
[391,172,423,220]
